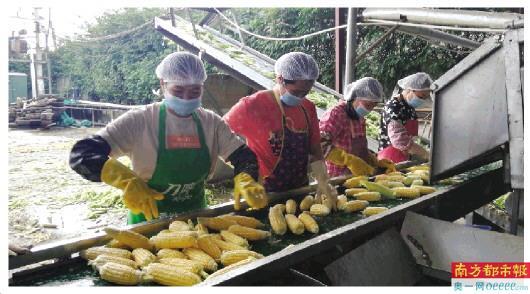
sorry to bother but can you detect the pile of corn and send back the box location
[81,214,268,286]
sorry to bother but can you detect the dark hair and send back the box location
[283,79,296,84]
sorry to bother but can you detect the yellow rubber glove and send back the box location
[326,147,375,176]
[233,172,268,210]
[367,153,397,174]
[101,158,164,221]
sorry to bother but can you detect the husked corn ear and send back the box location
[309,204,330,216]
[228,225,271,241]
[411,179,424,186]
[150,232,197,249]
[156,248,187,260]
[392,187,421,198]
[220,230,249,248]
[183,248,218,272]
[386,175,405,182]
[89,254,138,270]
[337,195,348,210]
[403,176,421,186]
[169,220,193,232]
[197,234,222,260]
[197,217,237,231]
[341,200,369,213]
[98,262,144,286]
[207,256,257,280]
[360,180,397,199]
[212,237,246,251]
[299,195,314,211]
[132,248,156,268]
[376,181,405,188]
[285,214,305,235]
[273,203,286,213]
[410,185,436,195]
[407,165,429,172]
[80,247,132,261]
[268,206,287,235]
[285,199,297,214]
[158,258,204,274]
[354,192,382,202]
[145,263,202,286]
[105,239,130,249]
[298,212,319,234]
[411,170,430,182]
[362,207,388,216]
[103,227,153,251]
[220,249,264,266]
[219,215,265,229]
[345,188,368,197]
[195,223,209,236]
[343,176,368,188]
[157,229,173,235]
[375,174,389,181]
[386,171,404,176]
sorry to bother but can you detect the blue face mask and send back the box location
[280,91,303,106]
[164,90,201,116]
[406,95,425,109]
[354,105,370,117]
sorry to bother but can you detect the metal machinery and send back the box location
[9,9,523,286]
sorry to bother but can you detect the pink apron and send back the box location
[378,120,418,163]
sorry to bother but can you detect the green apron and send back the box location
[127,103,211,224]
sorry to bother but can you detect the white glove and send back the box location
[311,160,338,211]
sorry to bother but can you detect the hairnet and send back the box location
[397,72,433,91]
[344,77,384,102]
[274,52,319,80]
[155,52,207,85]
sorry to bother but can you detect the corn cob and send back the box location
[103,227,153,251]
[273,203,286,213]
[195,223,209,236]
[392,187,421,198]
[169,220,193,232]
[156,248,188,260]
[145,263,202,286]
[362,207,388,216]
[341,200,369,213]
[220,230,249,248]
[89,254,138,270]
[158,258,204,274]
[197,217,237,231]
[407,165,429,172]
[322,197,335,210]
[228,225,271,241]
[210,234,222,241]
[360,180,397,199]
[284,214,305,235]
[197,234,222,260]
[150,232,197,249]
[285,199,297,214]
[386,175,406,182]
[132,248,156,268]
[80,247,132,261]
[220,249,264,266]
[268,206,287,235]
[298,212,319,234]
[299,195,314,211]
[411,179,424,186]
[403,175,422,186]
[206,256,257,280]
[386,171,404,176]
[354,192,382,202]
[156,229,173,235]
[410,185,436,195]
[98,262,144,286]
[211,237,246,251]
[374,174,389,181]
[343,176,368,188]
[376,180,405,188]
[183,248,218,272]
[337,195,348,210]
[345,188,368,197]
[309,204,330,216]
[105,239,130,249]
[218,215,265,229]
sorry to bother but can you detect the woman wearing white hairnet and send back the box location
[224,52,338,210]
[320,77,396,177]
[69,52,268,224]
[378,72,433,163]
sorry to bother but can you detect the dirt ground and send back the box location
[8,127,234,249]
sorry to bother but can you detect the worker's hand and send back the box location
[9,243,33,256]
[101,158,164,221]
[409,143,430,162]
[233,172,268,210]
[310,160,338,211]
[378,159,397,174]
[326,147,374,176]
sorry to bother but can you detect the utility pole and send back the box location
[30,7,45,98]
[45,8,52,94]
